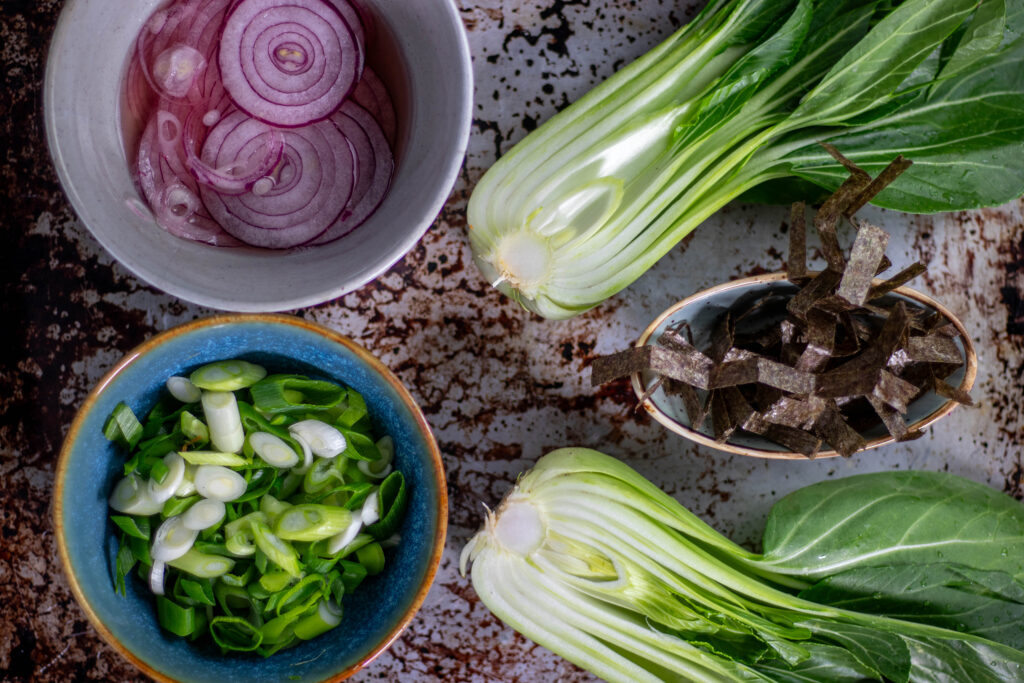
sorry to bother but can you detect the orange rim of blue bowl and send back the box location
[53,313,448,682]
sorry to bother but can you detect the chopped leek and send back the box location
[179,411,209,444]
[250,375,345,414]
[109,473,163,516]
[294,600,343,640]
[148,452,186,504]
[103,402,144,449]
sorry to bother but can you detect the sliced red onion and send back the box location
[200,115,355,248]
[184,109,284,195]
[152,45,207,98]
[351,67,396,146]
[135,112,243,247]
[311,101,392,244]
[218,0,362,127]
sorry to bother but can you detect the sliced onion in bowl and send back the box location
[218,0,362,127]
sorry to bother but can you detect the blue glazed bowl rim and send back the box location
[53,313,447,682]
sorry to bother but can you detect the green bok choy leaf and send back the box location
[468,0,1024,318]
[461,448,1024,682]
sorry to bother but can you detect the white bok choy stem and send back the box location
[461,448,1024,683]
[466,0,1003,318]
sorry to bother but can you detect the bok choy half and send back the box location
[461,448,1024,682]
[467,0,1024,319]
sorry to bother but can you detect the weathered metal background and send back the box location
[2,0,1023,680]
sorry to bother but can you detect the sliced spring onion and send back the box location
[209,616,262,652]
[109,473,164,515]
[291,432,314,474]
[294,600,343,640]
[288,420,347,459]
[152,515,200,562]
[357,435,393,478]
[303,455,347,494]
[259,570,293,593]
[259,494,291,523]
[189,359,267,391]
[175,464,197,497]
[150,559,167,595]
[110,514,151,540]
[194,465,247,501]
[250,375,346,414]
[148,452,187,504]
[168,548,236,578]
[338,429,378,462]
[179,450,248,467]
[355,542,385,575]
[183,499,227,530]
[157,596,198,638]
[250,520,301,578]
[248,431,299,468]
[177,577,216,606]
[326,515,363,555]
[336,390,368,429]
[274,504,353,542]
[366,471,407,540]
[224,511,267,557]
[103,402,144,450]
[361,488,380,526]
[201,390,245,454]
[162,494,199,519]
[166,376,202,403]
[180,410,209,443]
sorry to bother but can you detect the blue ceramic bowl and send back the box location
[55,315,447,682]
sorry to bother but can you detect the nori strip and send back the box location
[787,270,842,320]
[844,155,913,218]
[788,201,808,281]
[872,370,920,413]
[867,395,909,440]
[869,262,927,300]
[933,375,975,406]
[664,378,707,430]
[905,335,962,365]
[812,403,867,457]
[836,223,889,306]
[763,424,822,456]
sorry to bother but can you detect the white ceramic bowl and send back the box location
[44,0,472,311]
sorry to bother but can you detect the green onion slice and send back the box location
[250,520,301,578]
[274,504,352,542]
[288,420,347,459]
[189,360,267,392]
[294,600,343,640]
[178,450,248,467]
[366,472,407,541]
[148,452,187,504]
[110,514,151,540]
[162,494,199,519]
[249,431,300,468]
[355,542,385,575]
[201,391,245,454]
[109,474,163,516]
[152,516,199,562]
[168,548,236,578]
[103,402,144,450]
[156,595,196,637]
[183,499,227,531]
[194,465,247,502]
[250,375,346,414]
[166,376,202,403]
[210,616,263,652]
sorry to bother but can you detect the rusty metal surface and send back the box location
[2,0,1023,681]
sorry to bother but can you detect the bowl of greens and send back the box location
[54,314,446,682]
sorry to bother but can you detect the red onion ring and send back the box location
[218,0,361,127]
[136,112,243,247]
[351,67,396,146]
[311,101,393,245]
[199,114,355,248]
